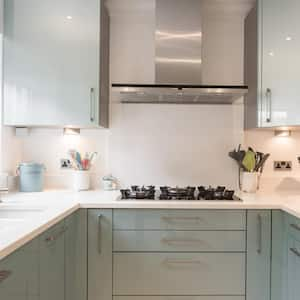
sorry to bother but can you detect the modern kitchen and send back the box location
[0,0,300,300]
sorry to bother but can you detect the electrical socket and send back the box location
[60,159,72,169]
[273,161,292,171]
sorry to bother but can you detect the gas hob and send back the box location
[120,186,240,201]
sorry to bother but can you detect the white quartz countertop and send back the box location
[1,189,300,260]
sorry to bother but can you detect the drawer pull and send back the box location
[290,223,300,231]
[45,225,67,243]
[0,270,11,283]
[164,259,203,266]
[161,216,203,224]
[161,238,204,246]
[290,247,300,257]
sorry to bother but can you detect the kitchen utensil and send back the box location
[242,149,256,172]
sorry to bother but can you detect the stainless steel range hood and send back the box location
[111,0,250,104]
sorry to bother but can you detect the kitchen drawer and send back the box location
[113,253,245,295]
[113,230,246,252]
[285,213,300,242]
[113,210,246,230]
[114,297,245,300]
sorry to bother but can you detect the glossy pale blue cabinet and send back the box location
[3,0,109,128]
[88,209,112,300]
[246,210,271,300]
[0,238,39,300]
[245,0,300,128]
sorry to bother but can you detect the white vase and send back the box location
[73,170,90,191]
[241,172,260,193]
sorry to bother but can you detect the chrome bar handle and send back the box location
[90,88,95,122]
[98,214,102,254]
[45,225,68,243]
[257,214,262,254]
[161,216,203,224]
[164,259,203,266]
[0,270,12,283]
[266,88,272,123]
[290,223,300,231]
[161,238,204,246]
[290,247,300,257]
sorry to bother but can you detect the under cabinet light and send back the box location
[63,128,80,135]
[274,130,291,137]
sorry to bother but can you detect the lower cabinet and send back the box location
[0,209,87,300]
[287,237,300,300]
[246,210,271,300]
[88,209,112,300]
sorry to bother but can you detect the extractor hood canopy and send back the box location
[109,0,254,104]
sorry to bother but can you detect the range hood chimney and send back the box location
[112,0,249,104]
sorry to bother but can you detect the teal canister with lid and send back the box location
[18,163,45,192]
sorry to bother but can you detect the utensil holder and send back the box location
[73,170,90,191]
[240,172,260,193]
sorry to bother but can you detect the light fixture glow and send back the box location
[63,128,80,135]
[274,130,291,137]
[286,36,292,41]
[66,15,73,20]
[269,51,274,57]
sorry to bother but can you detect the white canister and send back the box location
[241,172,260,193]
[73,171,90,191]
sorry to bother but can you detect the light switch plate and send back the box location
[273,161,292,171]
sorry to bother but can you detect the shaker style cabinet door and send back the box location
[246,210,271,300]
[259,0,300,127]
[3,0,105,127]
[88,209,113,300]
[287,237,300,300]
[39,221,66,300]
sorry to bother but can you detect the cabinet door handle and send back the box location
[98,214,103,253]
[45,225,67,243]
[161,238,204,246]
[163,259,203,266]
[290,223,300,231]
[0,270,12,283]
[161,216,203,224]
[290,247,300,257]
[266,88,272,123]
[257,214,262,254]
[90,87,96,122]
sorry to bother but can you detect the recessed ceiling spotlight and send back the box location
[66,15,73,20]
[269,51,274,57]
[286,36,292,41]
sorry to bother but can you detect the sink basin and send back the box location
[0,206,46,219]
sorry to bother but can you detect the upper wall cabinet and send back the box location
[3,0,109,128]
[245,0,300,129]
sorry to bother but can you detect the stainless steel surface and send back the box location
[266,88,272,123]
[155,0,202,84]
[256,214,262,254]
[113,85,248,104]
[290,247,300,257]
[290,223,300,231]
[98,214,102,253]
[110,0,251,103]
[45,225,67,243]
[0,270,11,283]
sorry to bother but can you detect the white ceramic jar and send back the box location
[241,172,260,193]
[73,170,90,191]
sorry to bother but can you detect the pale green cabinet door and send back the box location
[39,221,66,300]
[0,238,39,300]
[259,0,300,127]
[88,209,112,300]
[3,0,100,127]
[246,210,271,300]
[287,235,300,300]
[65,209,88,300]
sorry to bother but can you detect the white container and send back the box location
[73,171,90,191]
[241,172,260,193]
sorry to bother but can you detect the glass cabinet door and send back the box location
[3,0,100,127]
[260,0,300,127]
